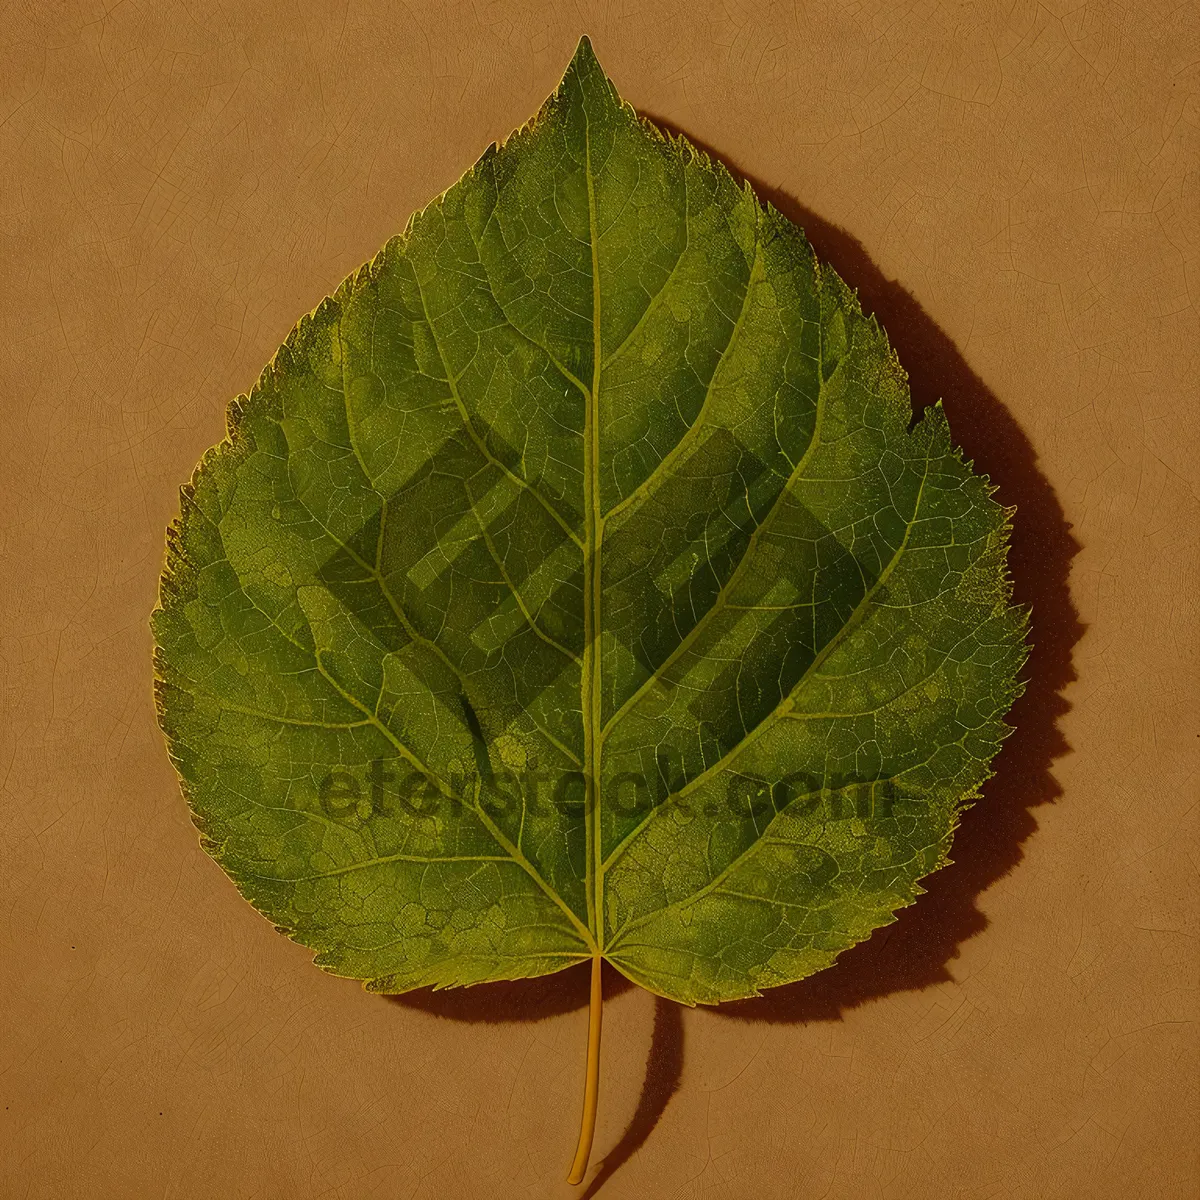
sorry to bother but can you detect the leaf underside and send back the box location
[153,39,1029,1006]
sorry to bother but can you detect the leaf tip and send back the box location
[573,34,598,63]
[564,34,607,87]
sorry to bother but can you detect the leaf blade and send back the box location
[153,37,1029,1004]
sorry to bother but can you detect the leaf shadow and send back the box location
[387,114,1083,1188]
[580,996,683,1200]
[386,958,632,1022]
[388,966,684,1195]
[645,113,1084,1025]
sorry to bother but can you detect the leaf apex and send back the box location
[565,34,605,85]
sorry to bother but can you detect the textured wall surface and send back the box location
[2,3,1196,1197]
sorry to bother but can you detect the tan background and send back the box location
[2,2,1198,1197]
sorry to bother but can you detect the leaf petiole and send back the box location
[567,953,604,1184]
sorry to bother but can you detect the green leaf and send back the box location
[153,37,1028,1014]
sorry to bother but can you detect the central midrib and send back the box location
[583,118,605,951]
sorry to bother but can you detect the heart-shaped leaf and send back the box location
[153,37,1028,1181]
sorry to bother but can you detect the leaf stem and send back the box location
[567,953,604,1185]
